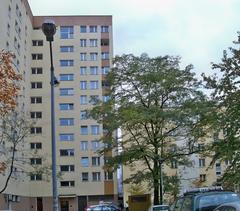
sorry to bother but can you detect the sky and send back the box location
[28,0,240,76]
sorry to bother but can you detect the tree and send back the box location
[0,111,33,193]
[0,50,22,115]
[202,32,240,188]
[91,54,213,204]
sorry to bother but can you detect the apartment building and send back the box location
[0,1,117,210]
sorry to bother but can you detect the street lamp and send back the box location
[42,20,59,211]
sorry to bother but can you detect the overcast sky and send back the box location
[28,0,240,76]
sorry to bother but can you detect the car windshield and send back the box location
[198,193,240,211]
[153,206,169,211]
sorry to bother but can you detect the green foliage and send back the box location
[91,53,213,204]
[203,32,240,187]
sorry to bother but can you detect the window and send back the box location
[80,126,88,135]
[199,158,206,167]
[80,53,87,61]
[101,26,109,33]
[60,26,74,39]
[32,54,43,60]
[32,67,42,74]
[81,157,89,167]
[80,67,87,75]
[92,172,101,181]
[30,127,42,134]
[31,97,42,104]
[102,81,110,88]
[80,111,87,120]
[60,46,73,52]
[30,174,42,181]
[59,134,74,141]
[82,172,89,182]
[60,181,75,187]
[215,206,236,211]
[59,103,74,110]
[31,82,42,89]
[90,25,97,33]
[102,66,110,75]
[80,39,87,47]
[89,95,99,105]
[91,125,100,135]
[32,40,43,46]
[60,88,74,96]
[80,141,88,151]
[59,74,74,81]
[90,66,98,75]
[102,52,109,60]
[90,81,99,89]
[60,165,74,172]
[103,95,110,102]
[101,39,109,46]
[30,143,42,149]
[200,174,206,182]
[90,53,98,61]
[59,118,74,126]
[30,112,42,119]
[92,157,100,166]
[30,158,42,165]
[91,140,100,151]
[90,39,98,47]
[60,149,74,156]
[80,81,87,90]
[80,95,88,105]
[216,163,221,175]
[171,160,178,169]
[60,60,74,67]
[80,25,87,33]
[104,171,113,180]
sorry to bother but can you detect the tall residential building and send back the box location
[0,1,116,210]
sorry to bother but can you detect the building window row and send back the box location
[60,149,74,156]
[80,66,110,75]
[32,40,43,46]
[30,143,42,149]
[60,25,109,39]
[60,165,74,172]
[31,82,42,89]
[81,171,113,182]
[32,67,43,74]
[80,140,101,151]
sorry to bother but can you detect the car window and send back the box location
[153,206,170,211]
[215,206,236,211]
[174,198,184,211]
[181,197,192,211]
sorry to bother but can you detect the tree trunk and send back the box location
[153,160,159,205]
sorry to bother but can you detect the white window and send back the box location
[80,111,87,120]
[59,103,74,110]
[60,165,74,172]
[104,171,113,180]
[32,54,43,60]
[60,46,73,52]
[30,143,42,149]
[60,60,74,67]
[60,181,75,187]
[82,172,89,182]
[89,95,99,105]
[80,39,87,47]
[31,97,42,104]
[90,39,98,47]
[59,118,74,126]
[90,53,98,61]
[80,141,88,151]
[92,172,101,181]
[80,81,87,90]
[80,95,88,105]
[80,67,87,75]
[32,68,43,74]
[102,52,109,60]
[30,127,42,134]
[81,157,89,167]
[91,140,100,151]
[92,157,100,166]
[30,158,42,165]
[90,66,98,75]
[60,26,74,39]
[32,40,43,46]
[60,88,74,96]
[80,126,88,135]
[30,174,42,181]
[101,26,109,33]
[89,25,97,33]
[90,81,99,89]
[30,112,42,119]
[59,134,74,141]
[199,158,205,167]
[80,25,87,33]
[80,53,87,61]
[31,82,42,89]
[60,149,74,156]
[102,95,110,102]
[216,163,221,175]
[59,74,74,81]
[91,125,100,135]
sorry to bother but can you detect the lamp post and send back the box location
[42,20,59,211]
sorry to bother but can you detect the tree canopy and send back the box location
[91,54,213,204]
[0,50,22,115]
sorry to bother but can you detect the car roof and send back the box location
[183,191,236,197]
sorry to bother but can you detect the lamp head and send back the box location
[42,19,56,42]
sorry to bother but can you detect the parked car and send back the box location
[148,204,170,211]
[172,186,240,211]
[86,203,121,211]
[214,201,240,211]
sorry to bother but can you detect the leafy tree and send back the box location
[91,54,213,204]
[203,32,240,188]
[0,50,22,115]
